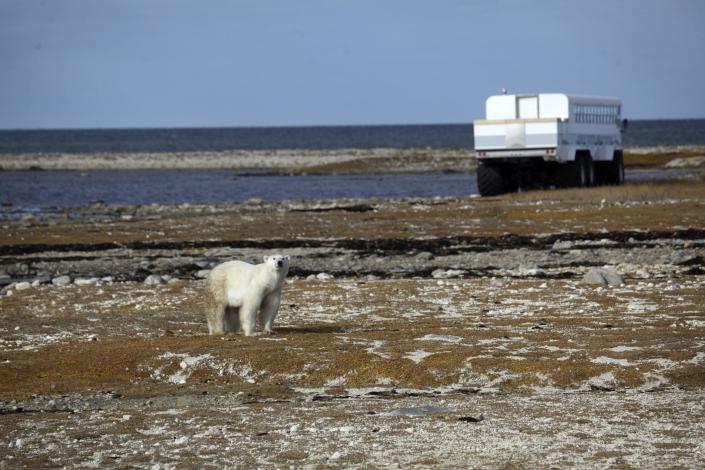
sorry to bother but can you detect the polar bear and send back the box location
[205,254,289,336]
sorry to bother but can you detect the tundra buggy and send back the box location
[473,93,625,196]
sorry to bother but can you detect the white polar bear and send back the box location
[205,254,289,336]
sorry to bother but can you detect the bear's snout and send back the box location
[276,260,284,267]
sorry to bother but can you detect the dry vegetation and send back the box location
[2,277,704,399]
[624,147,705,167]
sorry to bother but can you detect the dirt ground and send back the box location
[1,176,705,468]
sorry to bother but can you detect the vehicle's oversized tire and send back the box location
[581,153,595,187]
[604,151,625,185]
[562,155,587,188]
[477,162,507,196]
[594,162,608,186]
[555,161,575,188]
[556,153,593,188]
[616,151,625,184]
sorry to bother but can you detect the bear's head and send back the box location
[264,254,290,273]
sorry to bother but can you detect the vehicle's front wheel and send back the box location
[477,162,507,196]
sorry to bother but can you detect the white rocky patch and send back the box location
[416,334,463,343]
[404,350,435,364]
[147,352,263,385]
[592,356,633,367]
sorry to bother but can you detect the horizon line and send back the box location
[2,117,705,132]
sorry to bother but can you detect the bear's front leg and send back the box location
[259,292,281,335]
[239,300,259,336]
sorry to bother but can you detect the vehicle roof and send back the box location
[489,93,622,105]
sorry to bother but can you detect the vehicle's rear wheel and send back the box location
[556,153,593,188]
[603,151,625,185]
[581,153,595,187]
[477,162,507,196]
[559,155,585,188]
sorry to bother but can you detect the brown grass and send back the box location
[624,150,705,167]
[1,277,703,400]
[507,179,705,203]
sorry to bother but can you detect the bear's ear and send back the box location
[263,255,270,263]
[284,255,290,261]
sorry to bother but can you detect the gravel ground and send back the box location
[1,276,704,468]
[1,179,705,468]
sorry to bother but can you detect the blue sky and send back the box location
[1,0,704,129]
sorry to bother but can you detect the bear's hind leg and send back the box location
[205,277,229,335]
[206,301,228,335]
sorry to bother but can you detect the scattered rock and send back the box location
[74,278,98,286]
[143,274,164,285]
[195,270,211,279]
[316,272,334,281]
[634,269,651,279]
[515,266,545,277]
[52,275,72,286]
[675,255,705,267]
[458,415,484,423]
[588,372,617,391]
[582,267,624,287]
[551,240,573,251]
[14,281,31,291]
[432,269,465,279]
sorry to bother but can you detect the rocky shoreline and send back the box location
[2,192,705,291]
[0,148,476,173]
[2,225,704,292]
[1,145,704,172]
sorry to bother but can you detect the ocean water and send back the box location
[0,120,704,154]
[0,168,690,212]
[0,171,477,210]
[1,121,701,211]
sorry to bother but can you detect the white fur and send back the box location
[205,254,289,336]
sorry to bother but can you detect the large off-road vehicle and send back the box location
[473,93,625,196]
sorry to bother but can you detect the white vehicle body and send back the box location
[474,93,622,161]
[473,93,625,195]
